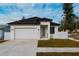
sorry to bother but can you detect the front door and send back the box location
[40,26,47,38]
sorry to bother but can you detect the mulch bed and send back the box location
[37,52,79,56]
[0,40,7,43]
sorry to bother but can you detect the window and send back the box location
[50,27,54,34]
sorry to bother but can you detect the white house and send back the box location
[7,17,68,40]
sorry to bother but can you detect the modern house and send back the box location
[8,17,60,40]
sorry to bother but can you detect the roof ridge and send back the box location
[8,17,53,25]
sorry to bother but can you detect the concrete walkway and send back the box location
[37,48,79,52]
[69,37,79,42]
[0,40,38,56]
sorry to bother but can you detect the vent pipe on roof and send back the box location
[22,16,25,20]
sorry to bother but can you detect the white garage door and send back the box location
[15,28,39,39]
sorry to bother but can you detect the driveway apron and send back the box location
[0,40,38,56]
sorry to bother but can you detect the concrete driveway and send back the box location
[0,40,38,56]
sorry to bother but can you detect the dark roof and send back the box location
[51,22,60,26]
[8,17,60,26]
[8,17,52,25]
[0,24,8,29]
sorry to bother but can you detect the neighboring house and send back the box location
[0,25,9,40]
[0,27,4,40]
[8,17,60,40]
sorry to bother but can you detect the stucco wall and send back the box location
[4,32,10,40]
[54,26,58,33]
[50,26,68,39]
[51,32,68,39]
[40,22,50,39]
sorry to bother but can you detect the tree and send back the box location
[59,19,64,31]
[62,3,76,32]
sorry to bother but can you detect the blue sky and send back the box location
[0,3,78,24]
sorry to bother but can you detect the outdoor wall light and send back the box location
[38,29,39,31]
[11,29,13,31]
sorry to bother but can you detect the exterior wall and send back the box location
[50,32,68,39]
[0,30,3,39]
[50,26,59,34]
[10,25,40,40]
[55,26,58,33]
[40,22,50,39]
[4,32,10,40]
[3,25,11,40]
[50,26,68,39]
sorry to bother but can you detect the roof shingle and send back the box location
[8,17,60,26]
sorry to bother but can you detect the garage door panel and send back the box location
[15,28,39,39]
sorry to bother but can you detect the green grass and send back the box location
[38,39,79,47]
[37,52,79,56]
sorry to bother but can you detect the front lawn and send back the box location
[38,39,79,47]
[37,52,79,56]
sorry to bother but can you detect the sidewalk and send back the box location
[69,37,79,42]
[37,48,79,52]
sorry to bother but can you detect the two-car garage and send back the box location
[14,28,39,39]
[10,26,40,40]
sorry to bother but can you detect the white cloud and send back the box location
[0,3,63,24]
